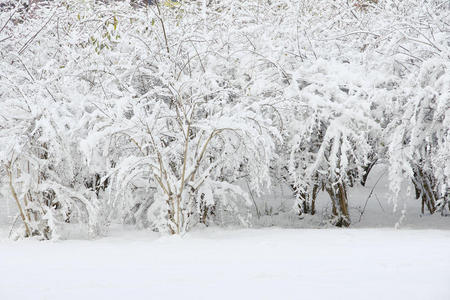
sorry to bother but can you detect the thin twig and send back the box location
[155,1,170,54]
[374,193,385,212]
[245,179,260,219]
[359,170,386,222]
[19,9,57,55]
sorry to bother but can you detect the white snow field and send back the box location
[1,227,449,300]
[1,166,450,300]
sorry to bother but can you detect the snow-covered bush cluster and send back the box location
[0,0,448,239]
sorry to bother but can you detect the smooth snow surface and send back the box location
[1,227,449,300]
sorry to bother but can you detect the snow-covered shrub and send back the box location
[1,0,448,239]
[230,0,384,226]
[372,1,450,215]
[282,61,379,226]
[255,0,448,223]
[16,0,280,234]
[387,58,450,215]
[0,1,112,239]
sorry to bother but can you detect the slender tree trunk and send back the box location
[8,169,31,237]
[327,183,350,227]
[297,184,318,216]
[413,167,437,215]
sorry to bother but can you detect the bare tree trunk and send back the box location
[327,183,350,227]
[8,168,31,237]
[413,167,437,215]
[297,184,318,216]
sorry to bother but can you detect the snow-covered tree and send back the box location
[77,0,279,234]
[388,58,449,215]
[0,1,112,239]
[0,0,448,239]
[281,61,379,226]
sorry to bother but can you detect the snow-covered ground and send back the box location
[1,167,449,300]
[252,165,450,230]
[1,226,449,300]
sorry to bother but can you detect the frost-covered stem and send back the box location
[361,158,377,187]
[147,125,169,194]
[0,4,17,35]
[146,125,177,233]
[326,182,350,227]
[298,184,318,216]
[311,184,318,215]
[23,192,32,225]
[327,186,338,216]
[18,9,57,55]
[246,179,260,219]
[413,168,437,214]
[188,130,217,182]
[337,182,350,224]
[7,165,31,237]
[155,0,170,54]
[178,121,191,234]
[25,162,33,223]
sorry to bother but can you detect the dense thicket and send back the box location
[0,0,448,239]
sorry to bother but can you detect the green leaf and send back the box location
[113,16,118,31]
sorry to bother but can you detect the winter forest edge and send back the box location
[0,0,449,241]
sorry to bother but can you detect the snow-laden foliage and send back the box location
[0,0,448,238]
[387,59,450,215]
[259,0,450,224]
[283,61,379,226]
[0,0,281,237]
[0,2,111,239]
[69,0,280,234]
